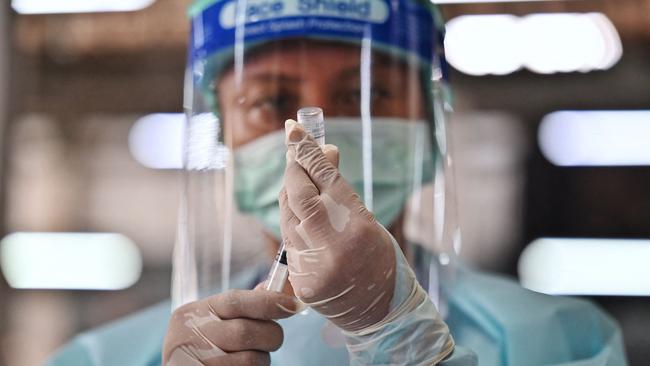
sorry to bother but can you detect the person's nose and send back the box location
[300,83,335,114]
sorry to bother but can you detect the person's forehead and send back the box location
[245,39,361,61]
[223,40,403,80]
[240,42,360,75]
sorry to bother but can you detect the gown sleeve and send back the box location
[445,268,627,366]
[44,301,170,366]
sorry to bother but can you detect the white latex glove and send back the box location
[280,119,455,365]
[280,119,397,332]
[162,286,298,366]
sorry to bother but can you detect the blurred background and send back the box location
[0,0,649,365]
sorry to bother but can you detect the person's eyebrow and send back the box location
[243,73,302,83]
[337,60,402,80]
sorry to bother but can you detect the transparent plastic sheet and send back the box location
[171,65,270,310]
[171,73,232,309]
[171,0,461,362]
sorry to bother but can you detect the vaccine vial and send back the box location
[297,107,325,145]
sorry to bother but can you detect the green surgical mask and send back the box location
[233,118,435,240]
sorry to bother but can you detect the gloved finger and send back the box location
[286,121,364,226]
[204,351,270,366]
[322,144,339,168]
[198,318,284,352]
[285,120,340,192]
[285,243,329,286]
[205,289,298,320]
[294,143,356,236]
[165,343,226,366]
[164,305,227,365]
[283,149,326,221]
[279,187,308,251]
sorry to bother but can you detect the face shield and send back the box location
[172,0,460,315]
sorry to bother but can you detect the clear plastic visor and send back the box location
[173,37,459,314]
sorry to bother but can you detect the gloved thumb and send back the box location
[322,144,339,168]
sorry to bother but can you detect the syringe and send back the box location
[266,241,288,292]
[266,107,325,292]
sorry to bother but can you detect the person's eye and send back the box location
[249,97,273,113]
[248,94,297,126]
[340,89,361,106]
[370,87,391,102]
[341,87,391,105]
[259,95,296,115]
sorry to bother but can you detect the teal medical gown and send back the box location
[46,265,627,366]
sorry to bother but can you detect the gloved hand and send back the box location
[280,119,455,365]
[280,119,397,332]
[162,287,298,366]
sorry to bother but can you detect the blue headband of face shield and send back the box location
[188,0,448,89]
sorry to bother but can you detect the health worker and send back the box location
[46,0,627,365]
